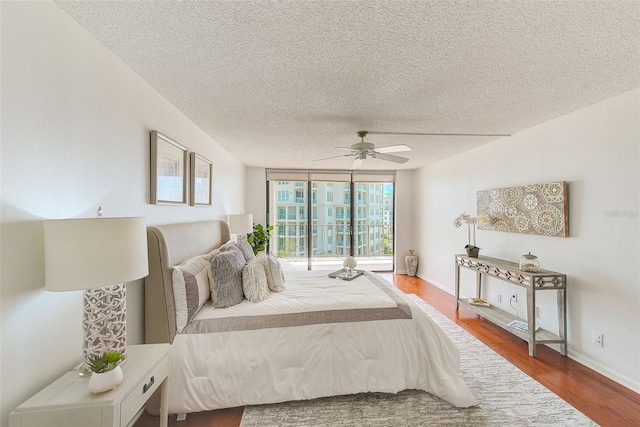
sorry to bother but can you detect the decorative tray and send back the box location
[328,268,364,281]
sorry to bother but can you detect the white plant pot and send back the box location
[88,366,123,394]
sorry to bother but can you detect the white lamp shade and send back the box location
[228,214,254,234]
[44,217,149,291]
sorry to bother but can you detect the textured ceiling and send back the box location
[57,1,639,170]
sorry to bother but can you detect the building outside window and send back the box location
[272,180,393,265]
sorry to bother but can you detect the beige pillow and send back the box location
[257,253,286,292]
[242,258,270,303]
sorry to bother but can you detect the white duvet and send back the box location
[167,271,477,414]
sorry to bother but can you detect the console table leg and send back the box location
[558,288,568,356]
[528,285,536,357]
[455,263,460,310]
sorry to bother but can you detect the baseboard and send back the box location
[415,273,640,395]
[568,351,640,394]
[416,273,455,295]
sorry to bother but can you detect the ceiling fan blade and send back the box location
[367,131,511,137]
[312,154,355,162]
[375,144,412,154]
[350,157,364,170]
[374,152,409,164]
[335,146,354,151]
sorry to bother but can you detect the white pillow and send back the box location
[242,257,270,303]
[257,253,286,292]
[172,254,211,332]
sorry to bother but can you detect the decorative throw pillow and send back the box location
[172,254,211,332]
[220,239,254,262]
[242,257,270,303]
[209,250,246,308]
[257,253,286,292]
[219,240,240,254]
[235,239,256,262]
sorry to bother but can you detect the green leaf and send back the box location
[247,223,271,254]
[87,350,123,373]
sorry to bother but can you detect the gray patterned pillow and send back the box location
[242,257,270,303]
[235,239,256,262]
[219,240,239,253]
[172,254,211,332]
[220,239,255,262]
[209,250,246,308]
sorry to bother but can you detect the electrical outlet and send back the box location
[592,331,604,347]
[496,293,502,303]
[535,306,540,318]
[511,293,518,302]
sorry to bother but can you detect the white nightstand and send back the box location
[9,344,170,427]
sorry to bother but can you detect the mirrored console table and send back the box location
[455,254,567,357]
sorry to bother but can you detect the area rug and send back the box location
[240,295,597,427]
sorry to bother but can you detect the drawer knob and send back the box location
[143,376,155,394]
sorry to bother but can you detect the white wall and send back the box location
[245,167,267,224]
[0,2,245,423]
[414,88,640,392]
[394,170,415,273]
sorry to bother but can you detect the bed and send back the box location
[144,220,477,417]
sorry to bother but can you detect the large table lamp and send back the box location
[228,213,253,242]
[44,216,149,375]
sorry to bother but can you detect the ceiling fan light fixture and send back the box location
[352,141,375,151]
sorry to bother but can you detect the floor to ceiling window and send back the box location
[266,170,395,272]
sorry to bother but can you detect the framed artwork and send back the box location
[150,130,188,205]
[476,181,569,237]
[190,152,212,206]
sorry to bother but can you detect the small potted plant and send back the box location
[87,350,124,393]
[453,213,488,257]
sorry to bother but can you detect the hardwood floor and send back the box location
[135,274,640,427]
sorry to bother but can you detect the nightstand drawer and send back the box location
[121,353,169,426]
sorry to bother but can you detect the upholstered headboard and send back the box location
[145,220,230,344]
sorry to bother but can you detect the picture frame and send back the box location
[190,152,213,206]
[150,130,189,205]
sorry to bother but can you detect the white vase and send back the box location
[405,250,418,277]
[88,365,123,394]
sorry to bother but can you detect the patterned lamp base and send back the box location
[81,284,127,376]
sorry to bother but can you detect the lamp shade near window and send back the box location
[228,213,254,235]
[44,217,149,375]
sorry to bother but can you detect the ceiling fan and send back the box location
[313,131,412,170]
[313,129,511,169]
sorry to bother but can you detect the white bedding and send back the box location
[166,270,477,414]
